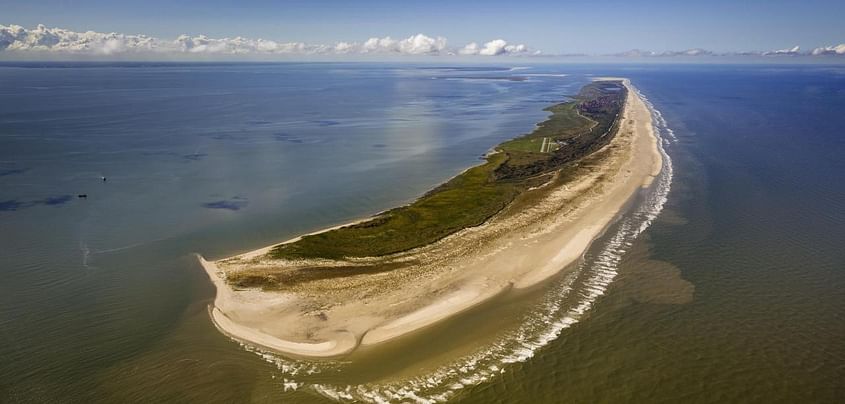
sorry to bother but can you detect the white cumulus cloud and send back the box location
[0,24,158,54]
[358,34,447,54]
[763,45,801,55]
[1,24,533,58]
[397,33,448,54]
[458,42,481,55]
[459,39,529,56]
[362,36,397,52]
[811,44,845,55]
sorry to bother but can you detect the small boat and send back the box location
[78,194,88,198]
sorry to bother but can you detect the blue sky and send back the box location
[4,0,845,54]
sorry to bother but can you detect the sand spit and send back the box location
[199,80,662,358]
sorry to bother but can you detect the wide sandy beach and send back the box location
[199,79,662,358]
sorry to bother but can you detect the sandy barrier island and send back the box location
[199,79,662,358]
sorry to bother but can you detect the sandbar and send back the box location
[199,79,662,358]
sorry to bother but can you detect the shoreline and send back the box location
[199,79,662,358]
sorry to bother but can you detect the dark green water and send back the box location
[1,64,843,402]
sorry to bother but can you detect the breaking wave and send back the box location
[240,86,676,403]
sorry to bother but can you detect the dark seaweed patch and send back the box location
[273,132,304,143]
[0,168,27,177]
[272,132,323,144]
[183,153,207,161]
[0,200,24,211]
[0,194,76,212]
[203,197,248,211]
[40,195,73,206]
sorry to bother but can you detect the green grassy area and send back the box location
[269,81,626,261]
[499,103,589,154]
[272,152,518,260]
[498,136,545,153]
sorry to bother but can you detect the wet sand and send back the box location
[199,79,662,358]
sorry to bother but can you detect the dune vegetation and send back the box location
[268,80,627,260]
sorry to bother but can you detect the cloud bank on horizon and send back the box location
[0,24,533,57]
[610,45,845,58]
[1,24,844,59]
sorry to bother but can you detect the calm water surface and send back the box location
[1,63,842,402]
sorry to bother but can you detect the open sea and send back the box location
[1,62,843,403]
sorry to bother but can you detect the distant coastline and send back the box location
[199,78,663,358]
